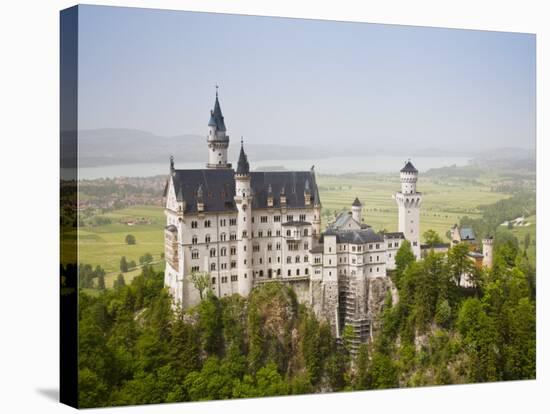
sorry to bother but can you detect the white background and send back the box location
[0,0,548,412]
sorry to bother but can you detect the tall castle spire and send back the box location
[206,86,231,169]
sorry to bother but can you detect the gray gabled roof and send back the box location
[169,169,320,213]
[321,228,384,244]
[400,160,418,173]
[208,94,227,133]
[459,227,476,241]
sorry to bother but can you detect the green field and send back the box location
[69,173,513,279]
[62,206,165,274]
[318,173,509,237]
[509,214,536,262]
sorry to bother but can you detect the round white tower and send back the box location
[234,140,253,296]
[351,197,363,224]
[394,160,422,259]
[482,236,494,269]
[207,87,231,169]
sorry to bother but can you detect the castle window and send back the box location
[267,230,272,237]
[210,263,216,271]
[229,218,237,226]
[287,269,291,276]
[276,243,281,250]
[192,236,198,244]
[242,231,247,238]
[220,233,227,241]
[253,244,260,252]
[259,258,263,264]
[204,220,211,228]
[329,259,331,265]
[191,221,198,229]
[230,247,236,255]
[191,266,199,272]
[277,269,281,276]
[369,244,373,249]
[205,235,211,243]
[388,242,392,248]
[277,257,281,263]
[268,257,272,263]
[296,269,300,276]
[305,268,309,275]
[191,250,199,259]
[296,255,300,263]
[370,256,373,262]
[258,231,263,238]
[370,268,373,273]
[231,260,236,268]
[274,215,281,222]
[211,277,216,284]
[304,242,309,250]
[276,230,281,237]
[352,258,356,264]
[304,229,308,236]
[221,276,227,283]
[221,263,227,270]
[286,230,291,237]
[267,243,272,251]
[230,233,236,241]
[376,255,379,261]
[220,247,227,256]
[299,214,306,221]
[259,270,264,277]
[287,215,293,222]
[220,219,226,226]
[261,216,268,223]
[376,243,380,249]
[352,246,356,252]
[252,217,255,223]
[304,255,308,262]
[231,275,238,282]
[287,256,292,264]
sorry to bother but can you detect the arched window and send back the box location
[205,234,211,243]
[192,235,198,244]
[220,247,227,256]
[191,250,199,259]
[304,229,308,236]
[210,263,216,271]
[220,232,227,241]
[287,256,292,264]
[295,255,300,263]
[210,248,216,257]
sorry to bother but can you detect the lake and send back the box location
[66,155,472,180]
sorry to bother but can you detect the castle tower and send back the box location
[234,139,253,296]
[351,197,363,224]
[207,87,231,169]
[482,236,494,269]
[394,160,422,259]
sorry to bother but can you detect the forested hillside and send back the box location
[78,232,536,407]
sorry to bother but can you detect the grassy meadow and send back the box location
[70,171,515,283]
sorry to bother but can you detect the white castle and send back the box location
[163,91,423,343]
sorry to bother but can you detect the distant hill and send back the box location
[71,128,332,167]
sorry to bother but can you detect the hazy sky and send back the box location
[78,5,535,151]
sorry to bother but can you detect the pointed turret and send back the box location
[206,86,231,169]
[236,139,250,176]
[208,88,227,133]
[351,197,363,223]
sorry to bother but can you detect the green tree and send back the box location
[523,233,531,251]
[423,229,444,247]
[120,256,129,273]
[125,234,136,245]
[139,253,153,265]
[114,273,126,289]
[97,274,106,290]
[394,240,416,287]
[189,271,211,300]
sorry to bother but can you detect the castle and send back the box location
[163,91,424,343]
